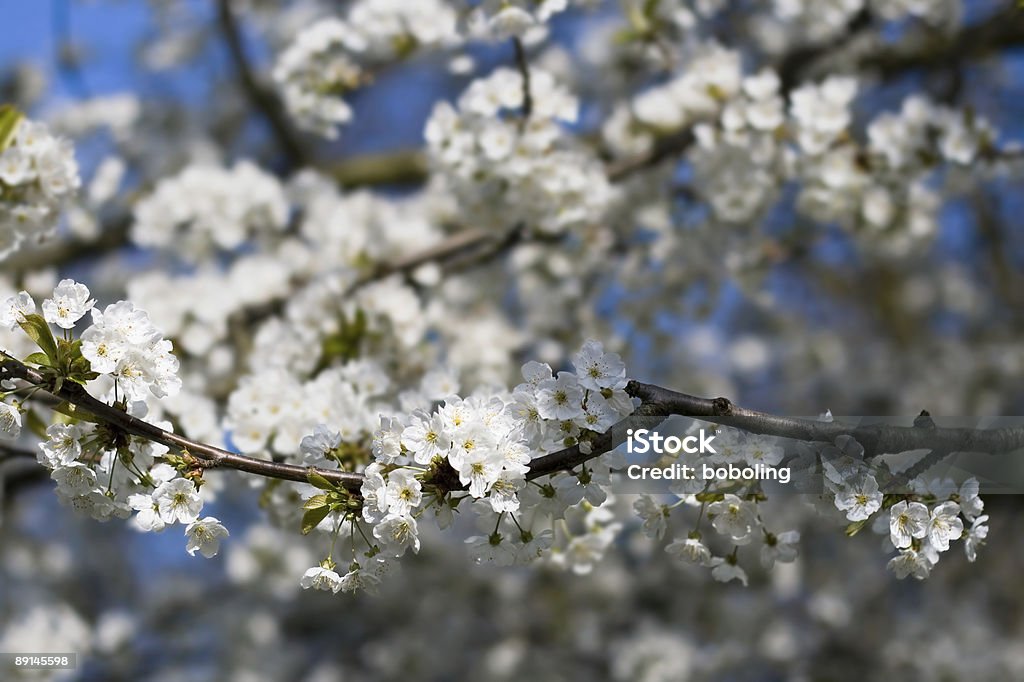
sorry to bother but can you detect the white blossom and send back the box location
[41,279,94,329]
[889,500,929,549]
[834,475,883,522]
[153,478,202,525]
[185,517,230,558]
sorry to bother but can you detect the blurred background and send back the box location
[2,0,1024,680]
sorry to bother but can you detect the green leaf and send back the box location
[845,519,869,537]
[301,505,331,535]
[303,493,330,510]
[17,314,58,366]
[23,352,52,367]
[695,492,726,503]
[0,105,24,152]
[307,471,337,491]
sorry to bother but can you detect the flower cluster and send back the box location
[425,68,614,235]
[886,479,986,579]
[272,19,365,139]
[291,340,634,593]
[767,0,953,47]
[626,44,742,135]
[827,439,988,579]
[648,427,799,586]
[608,44,994,254]
[0,110,80,260]
[273,1,457,139]
[0,280,223,557]
[227,359,392,456]
[131,161,288,258]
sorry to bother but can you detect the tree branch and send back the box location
[861,6,1024,81]
[215,0,309,167]
[6,348,1023,497]
[512,38,533,122]
[0,355,363,490]
[528,381,1024,478]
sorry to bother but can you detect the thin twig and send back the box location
[215,0,309,167]
[512,38,533,123]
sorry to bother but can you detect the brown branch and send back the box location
[215,0,309,167]
[7,346,1023,497]
[512,38,533,122]
[0,355,363,490]
[528,381,1024,479]
[861,6,1024,81]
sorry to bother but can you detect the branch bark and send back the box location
[0,355,363,490]
[6,352,1023,495]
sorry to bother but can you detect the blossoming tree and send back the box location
[1,0,1024,678]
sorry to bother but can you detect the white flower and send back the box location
[709,494,758,545]
[360,463,389,523]
[80,301,181,399]
[558,527,617,575]
[51,462,98,497]
[572,339,626,390]
[957,478,984,522]
[373,513,420,556]
[495,436,531,476]
[384,469,422,516]
[633,495,670,540]
[371,416,404,463]
[457,444,504,498]
[666,536,712,566]
[152,478,202,525]
[42,279,95,329]
[761,530,800,569]
[466,533,517,566]
[300,425,341,466]
[37,423,83,467]
[964,514,988,563]
[300,565,343,593]
[339,565,381,594]
[487,471,525,513]
[447,419,496,469]
[535,372,585,421]
[887,548,931,580]
[520,360,553,387]
[834,474,883,522]
[573,397,619,433]
[487,6,535,38]
[514,528,554,564]
[0,401,22,439]
[0,147,31,185]
[184,517,229,558]
[889,500,929,549]
[128,492,166,532]
[401,411,451,464]
[0,291,35,331]
[926,501,963,552]
[743,436,784,467]
[709,557,748,585]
